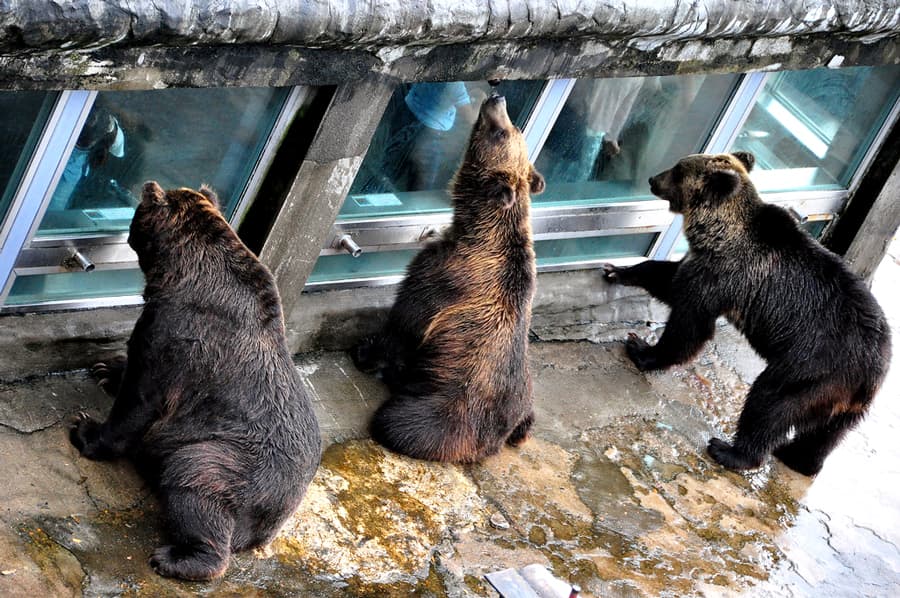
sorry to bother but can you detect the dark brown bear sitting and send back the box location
[354,94,545,463]
[603,152,891,476]
[70,182,321,580]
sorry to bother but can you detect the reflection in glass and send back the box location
[5,269,145,306]
[731,65,900,191]
[340,80,545,219]
[0,91,56,226]
[534,74,740,206]
[38,87,291,237]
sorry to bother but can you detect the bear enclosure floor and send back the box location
[1,243,899,597]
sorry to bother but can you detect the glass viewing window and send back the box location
[731,65,900,192]
[339,80,546,219]
[0,91,57,228]
[36,87,292,238]
[533,73,740,207]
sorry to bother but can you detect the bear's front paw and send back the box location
[601,263,623,284]
[69,412,111,460]
[707,438,762,471]
[625,333,659,371]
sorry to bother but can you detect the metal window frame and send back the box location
[0,85,314,312]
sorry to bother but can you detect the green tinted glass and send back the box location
[534,74,740,207]
[0,91,56,227]
[535,234,656,266]
[6,269,145,306]
[307,250,419,285]
[731,65,900,191]
[37,87,291,237]
[340,80,545,219]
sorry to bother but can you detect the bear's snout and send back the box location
[648,175,661,197]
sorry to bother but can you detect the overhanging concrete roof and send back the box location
[0,1,897,89]
[2,0,898,50]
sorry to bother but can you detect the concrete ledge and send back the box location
[1,1,897,52]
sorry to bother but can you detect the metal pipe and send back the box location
[70,250,95,272]
[337,234,362,258]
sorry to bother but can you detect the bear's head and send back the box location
[129,181,229,272]
[456,94,545,211]
[648,151,756,215]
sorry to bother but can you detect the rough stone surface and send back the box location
[0,1,897,89]
[0,247,898,596]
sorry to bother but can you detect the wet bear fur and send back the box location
[603,152,890,476]
[69,182,321,580]
[353,95,545,463]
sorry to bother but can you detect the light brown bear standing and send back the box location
[353,94,545,463]
[603,152,890,476]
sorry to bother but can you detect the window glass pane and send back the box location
[340,80,545,219]
[0,91,57,226]
[534,74,740,207]
[307,233,657,286]
[307,250,419,285]
[5,269,144,306]
[37,87,292,237]
[535,234,656,267]
[731,65,900,192]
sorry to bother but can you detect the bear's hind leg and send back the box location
[708,369,807,471]
[506,411,534,447]
[150,489,234,581]
[773,412,861,476]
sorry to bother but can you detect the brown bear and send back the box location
[603,152,891,476]
[69,182,321,580]
[353,94,545,463]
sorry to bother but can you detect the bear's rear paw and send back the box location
[506,413,534,447]
[351,336,383,374]
[773,445,823,477]
[707,438,763,471]
[90,356,127,396]
[69,412,113,461]
[149,544,228,581]
[625,333,661,371]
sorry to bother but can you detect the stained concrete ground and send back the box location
[1,246,898,598]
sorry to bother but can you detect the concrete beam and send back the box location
[843,157,900,283]
[0,2,897,90]
[259,76,395,352]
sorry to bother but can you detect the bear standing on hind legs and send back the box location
[353,94,545,463]
[603,152,890,476]
[69,182,321,581]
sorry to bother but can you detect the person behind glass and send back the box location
[402,82,480,189]
[49,106,126,211]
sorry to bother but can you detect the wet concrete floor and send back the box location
[1,252,898,597]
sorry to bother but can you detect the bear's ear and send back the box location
[198,184,220,209]
[705,168,741,199]
[142,181,167,206]
[530,167,546,195]
[499,185,517,210]
[732,151,755,172]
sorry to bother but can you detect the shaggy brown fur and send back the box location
[604,152,890,476]
[353,95,545,463]
[70,182,321,580]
